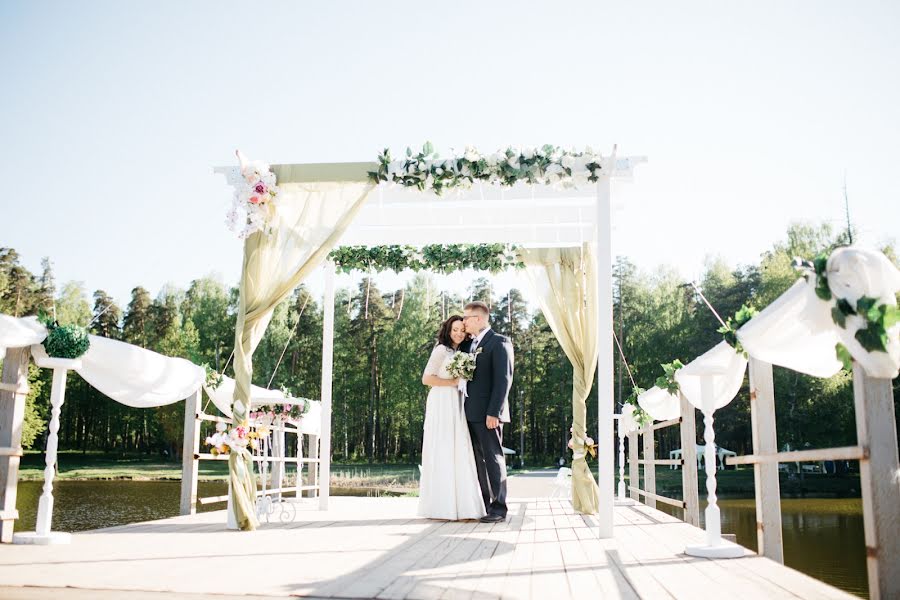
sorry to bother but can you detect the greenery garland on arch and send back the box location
[367,142,607,196]
[328,243,523,274]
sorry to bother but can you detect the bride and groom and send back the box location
[418,301,514,523]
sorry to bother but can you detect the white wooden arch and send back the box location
[215,152,647,537]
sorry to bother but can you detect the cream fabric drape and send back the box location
[520,244,600,514]
[231,181,374,530]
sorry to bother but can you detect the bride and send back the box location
[418,315,486,520]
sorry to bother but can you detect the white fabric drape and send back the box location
[737,278,843,378]
[825,247,900,379]
[0,315,46,361]
[619,404,639,434]
[637,386,681,421]
[31,337,204,407]
[203,375,284,418]
[676,342,748,411]
[738,248,900,380]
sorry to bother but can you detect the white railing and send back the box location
[180,392,322,517]
[724,357,899,600]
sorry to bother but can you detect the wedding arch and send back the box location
[215,144,647,533]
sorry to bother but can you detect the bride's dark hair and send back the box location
[437,314,465,348]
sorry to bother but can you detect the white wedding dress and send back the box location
[418,344,486,520]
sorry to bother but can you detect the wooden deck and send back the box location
[0,495,855,599]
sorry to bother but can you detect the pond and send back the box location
[13,481,867,598]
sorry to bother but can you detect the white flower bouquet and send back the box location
[447,351,476,380]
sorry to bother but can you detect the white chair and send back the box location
[550,467,572,499]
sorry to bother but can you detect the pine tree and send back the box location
[123,287,152,347]
[91,290,122,339]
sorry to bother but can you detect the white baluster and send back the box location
[14,354,81,545]
[615,416,635,506]
[685,376,743,558]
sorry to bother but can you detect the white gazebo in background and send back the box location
[216,152,647,537]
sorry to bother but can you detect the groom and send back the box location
[461,301,514,523]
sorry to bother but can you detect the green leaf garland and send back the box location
[329,244,521,274]
[654,359,684,395]
[718,304,758,357]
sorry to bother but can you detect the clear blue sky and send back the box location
[2,1,898,307]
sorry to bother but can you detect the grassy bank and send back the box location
[18,452,862,498]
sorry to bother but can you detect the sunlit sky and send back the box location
[2,1,898,308]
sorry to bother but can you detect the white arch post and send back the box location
[595,168,615,538]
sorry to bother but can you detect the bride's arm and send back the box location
[421,345,459,387]
[422,374,460,387]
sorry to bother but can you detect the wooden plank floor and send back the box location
[0,497,856,599]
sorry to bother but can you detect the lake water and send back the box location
[13,481,867,598]
[657,497,867,598]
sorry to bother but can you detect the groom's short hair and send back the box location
[464,301,490,318]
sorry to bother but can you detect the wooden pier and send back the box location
[0,495,855,599]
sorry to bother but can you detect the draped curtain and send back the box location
[519,243,600,514]
[230,180,374,530]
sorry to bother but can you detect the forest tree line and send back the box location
[2,222,897,465]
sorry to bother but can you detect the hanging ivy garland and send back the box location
[367,142,607,196]
[655,359,684,394]
[624,386,653,429]
[718,304,758,357]
[328,244,523,274]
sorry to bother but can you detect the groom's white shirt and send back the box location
[459,327,491,398]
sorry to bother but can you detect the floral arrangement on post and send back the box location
[719,305,758,357]
[37,311,90,359]
[225,150,280,239]
[368,142,607,196]
[568,426,597,459]
[447,350,478,380]
[250,396,313,427]
[205,421,261,456]
[203,364,224,390]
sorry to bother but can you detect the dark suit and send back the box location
[463,329,514,518]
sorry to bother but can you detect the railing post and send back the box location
[679,392,700,527]
[307,433,319,498]
[748,358,784,563]
[628,431,639,501]
[642,426,656,509]
[853,364,900,600]
[0,347,30,543]
[179,388,201,516]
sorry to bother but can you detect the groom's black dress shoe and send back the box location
[480,514,505,523]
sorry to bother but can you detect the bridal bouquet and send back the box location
[447,351,476,380]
